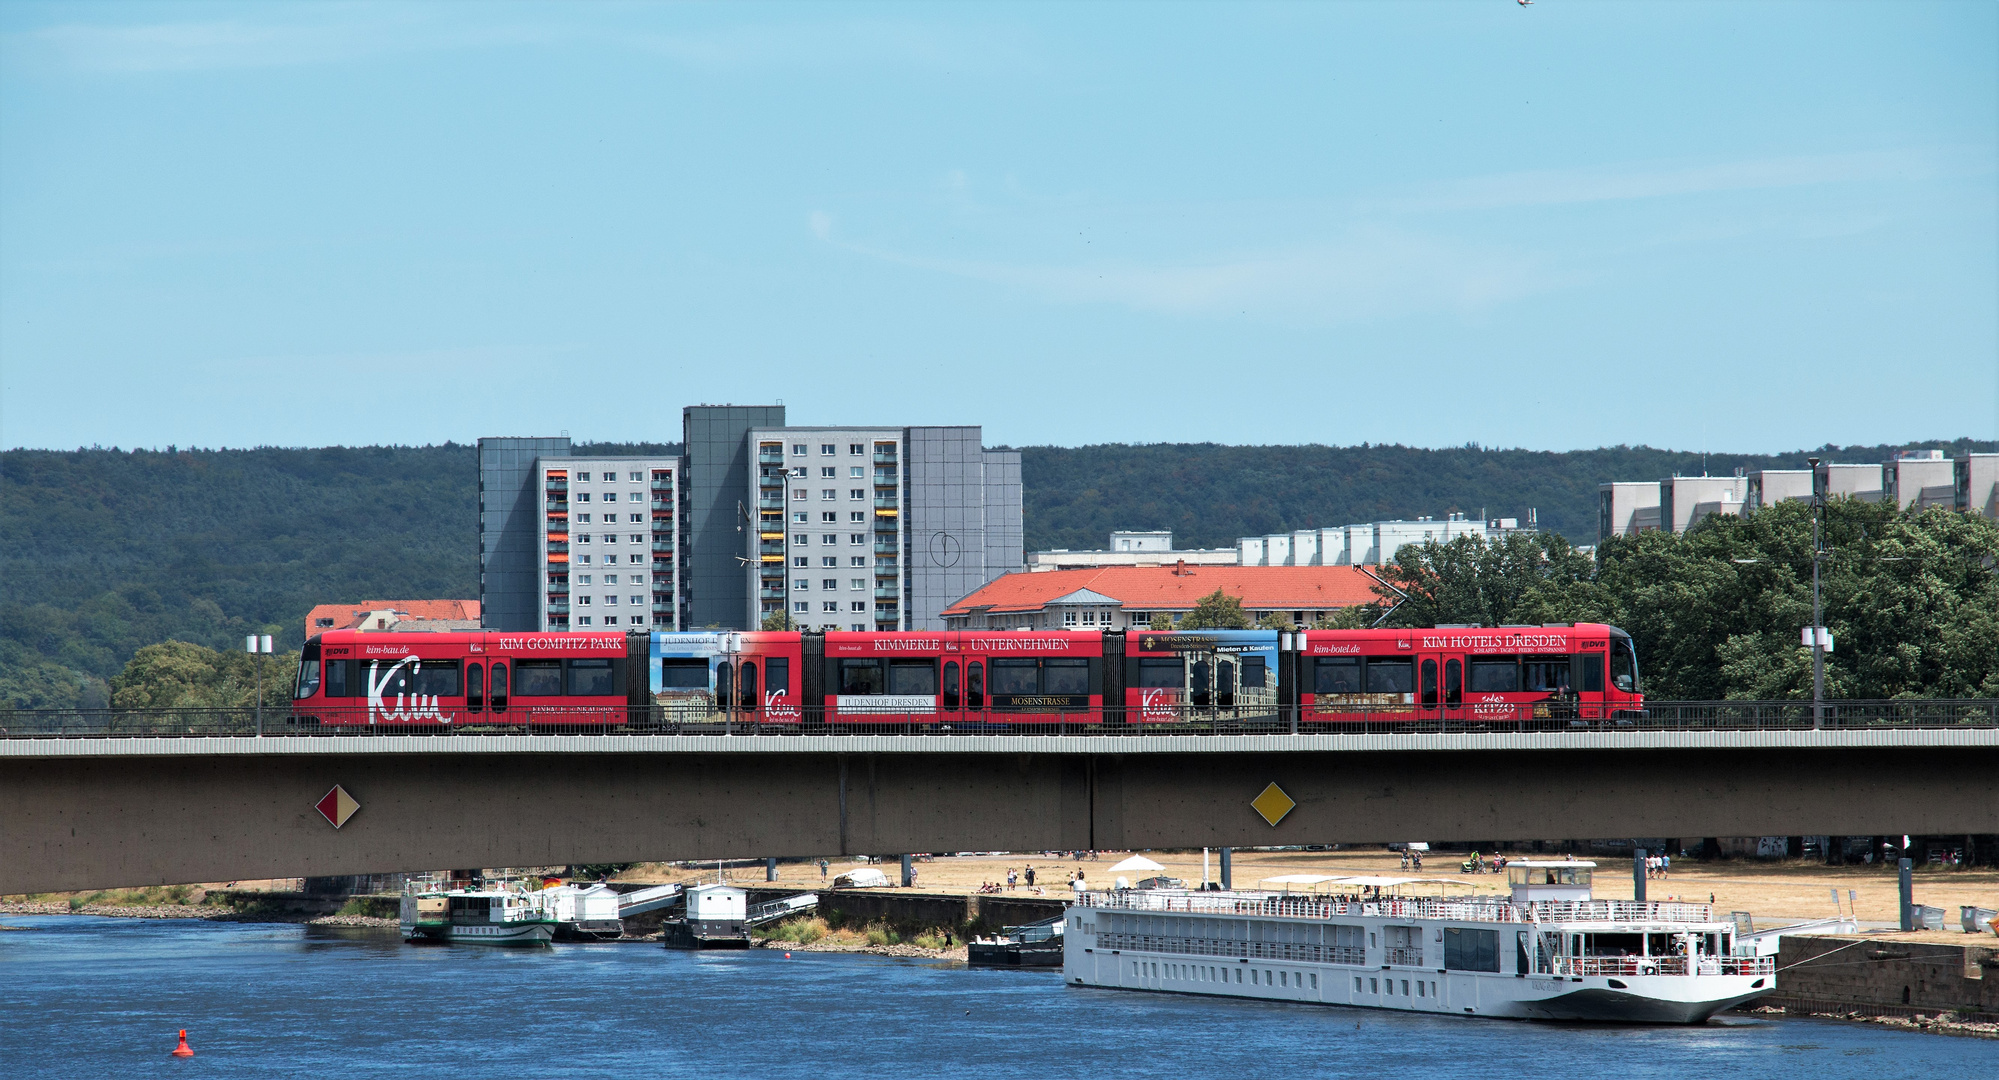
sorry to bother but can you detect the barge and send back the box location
[1061,861,1774,1023]
[400,887,557,947]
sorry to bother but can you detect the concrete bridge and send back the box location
[4,728,1995,894]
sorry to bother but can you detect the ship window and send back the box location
[1444,927,1500,972]
[1366,658,1414,694]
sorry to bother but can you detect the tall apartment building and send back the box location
[1884,450,1956,511]
[479,439,684,632]
[480,410,1023,634]
[1957,453,1999,518]
[747,424,1021,631]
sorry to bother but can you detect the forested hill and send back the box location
[3,437,1992,707]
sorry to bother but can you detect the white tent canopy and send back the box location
[1109,855,1166,873]
[1261,874,1343,885]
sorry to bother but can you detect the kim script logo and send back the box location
[315,785,360,829]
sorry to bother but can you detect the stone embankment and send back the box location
[1754,934,1999,1037]
[0,900,396,927]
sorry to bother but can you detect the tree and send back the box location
[1312,605,1376,629]
[761,609,795,631]
[109,640,293,710]
[1147,612,1174,630]
[1373,531,1606,631]
[1178,588,1251,630]
[1255,611,1294,630]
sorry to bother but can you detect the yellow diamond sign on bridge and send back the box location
[1251,782,1295,827]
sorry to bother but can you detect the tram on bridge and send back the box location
[289,624,1644,729]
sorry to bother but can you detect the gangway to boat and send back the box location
[746,892,818,927]
[617,884,686,918]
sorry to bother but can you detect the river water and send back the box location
[1,916,1992,1078]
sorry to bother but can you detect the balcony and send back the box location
[758,540,785,556]
[874,586,900,601]
[758,496,784,511]
[873,494,900,509]
[1385,948,1424,967]
[653,554,674,567]
[545,496,568,508]
[651,542,675,554]
[546,542,569,554]
[874,607,898,621]
[545,480,568,492]
[651,499,673,511]
[872,451,897,466]
[652,602,672,614]
[758,450,785,465]
[760,587,786,601]
[547,603,570,615]
[873,540,899,556]
[875,561,898,576]
[874,470,897,486]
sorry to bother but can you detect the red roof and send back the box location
[304,599,481,637]
[943,566,1379,616]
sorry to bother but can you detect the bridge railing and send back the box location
[1,700,1995,739]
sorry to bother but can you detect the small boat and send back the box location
[400,886,557,947]
[538,883,627,941]
[969,916,1064,967]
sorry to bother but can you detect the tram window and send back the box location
[888,659,937,695]
[1190,658,1212,708]
[1522,658,1571,693]
[991,659,1039,695]
[1366,659,1414,694]
[1444,658,1462,706]
[766,657,789,699]
[515,660,563,696]
[323,659,352,697]
[490,663,508,711]
[566,658,616,696]
[1044,658,1089,695]
[1610,636,1640,692]
[659,660,709,690]
[838,658,885,695]
[370,661,412,698]
[737,661,758,710]
[716,661,733,706]
[1313,657,1360,694]
[1420,658,1438,706]
[412,660,462,698]
[1469,658,1518,693]
[968,661,984,710]
[1136,658,1183,689]
[467,663,484,710]
[1239,656,1266,689]
[943,661,960,710]
[1579,653,1604,693]
[293,659,322,700]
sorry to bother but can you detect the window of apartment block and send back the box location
[821,534,836,544]
[629,472,642,482]
[793,556,809,567]
[849,443,863,454]
[578,575,592,585]
[1063,610,1076,625]
[850,556,866,566]
[577,554,591,564]
[821,578,838,590]
[821,489,835,500]
[792,444,807,455]
[851,601,866,612]
[577,513,591,523]
[628,514,642,523]
[794,601,809,613]
[850,466,863,477]
[604,595,619,606]
[821,467,835,478]
[577,534,591,543]
[629,534,643,544]
[849,533,865,544]
[822,601,838,612]
[793,489,806,501]
[793,533,808,545]
[577,492,591,502]
[603,574,617,584]
[849,512,864,523]
[577,472,591,481]
[629,554,643,564]
[821,556,837,567]
[794,578,810,590]
[630,492,643,501]
[629,595,643,605]
[849,489,864,500]
[577,616,592,625]
[579,596,592,606]
[822,512,837,523]
[850,579,865,590]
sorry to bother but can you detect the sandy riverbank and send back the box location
[0,901,396,927]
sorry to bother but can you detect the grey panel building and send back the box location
[683,405,786,629]
[479,436,571,632]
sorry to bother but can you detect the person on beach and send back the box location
[1025,864,1035,887]
[819,859,829,881]
[1006,868,1018,890]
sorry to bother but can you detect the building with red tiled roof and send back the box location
[941,566,1380,631]
[304,600,481,639]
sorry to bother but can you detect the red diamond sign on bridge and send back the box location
[315,785,359,829]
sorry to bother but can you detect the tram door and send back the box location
[1418,654,1468,723]
[940,659,964,727]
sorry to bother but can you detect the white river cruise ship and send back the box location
[1062,861,1774,1023]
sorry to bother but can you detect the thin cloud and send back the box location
[1392,148,1960,214]
[813,215,1566,324]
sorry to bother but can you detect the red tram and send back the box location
[1299,622,1643,724]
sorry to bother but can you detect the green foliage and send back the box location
[1179,588,1251,630]
[1147,612,1174,630]
[1254,611,1295,630]
[761,609,796,631]
[1372,500,1999,700]
[108,640,295,709]
[1312,606,1374,629]
[1016,439,1997,551]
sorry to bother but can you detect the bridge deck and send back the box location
[6,727,1995,756]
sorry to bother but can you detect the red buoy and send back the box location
[171,1030,194,1057]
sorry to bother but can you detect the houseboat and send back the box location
[1061,861,1774,1023]
[400,886,558,947]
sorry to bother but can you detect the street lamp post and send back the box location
[246,634,273,735]
[1806,458,1825,730]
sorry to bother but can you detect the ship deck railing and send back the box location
[1077,890,1717,926]
[1548,954,1774,977]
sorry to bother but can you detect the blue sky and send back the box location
[1,1,1993,453]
